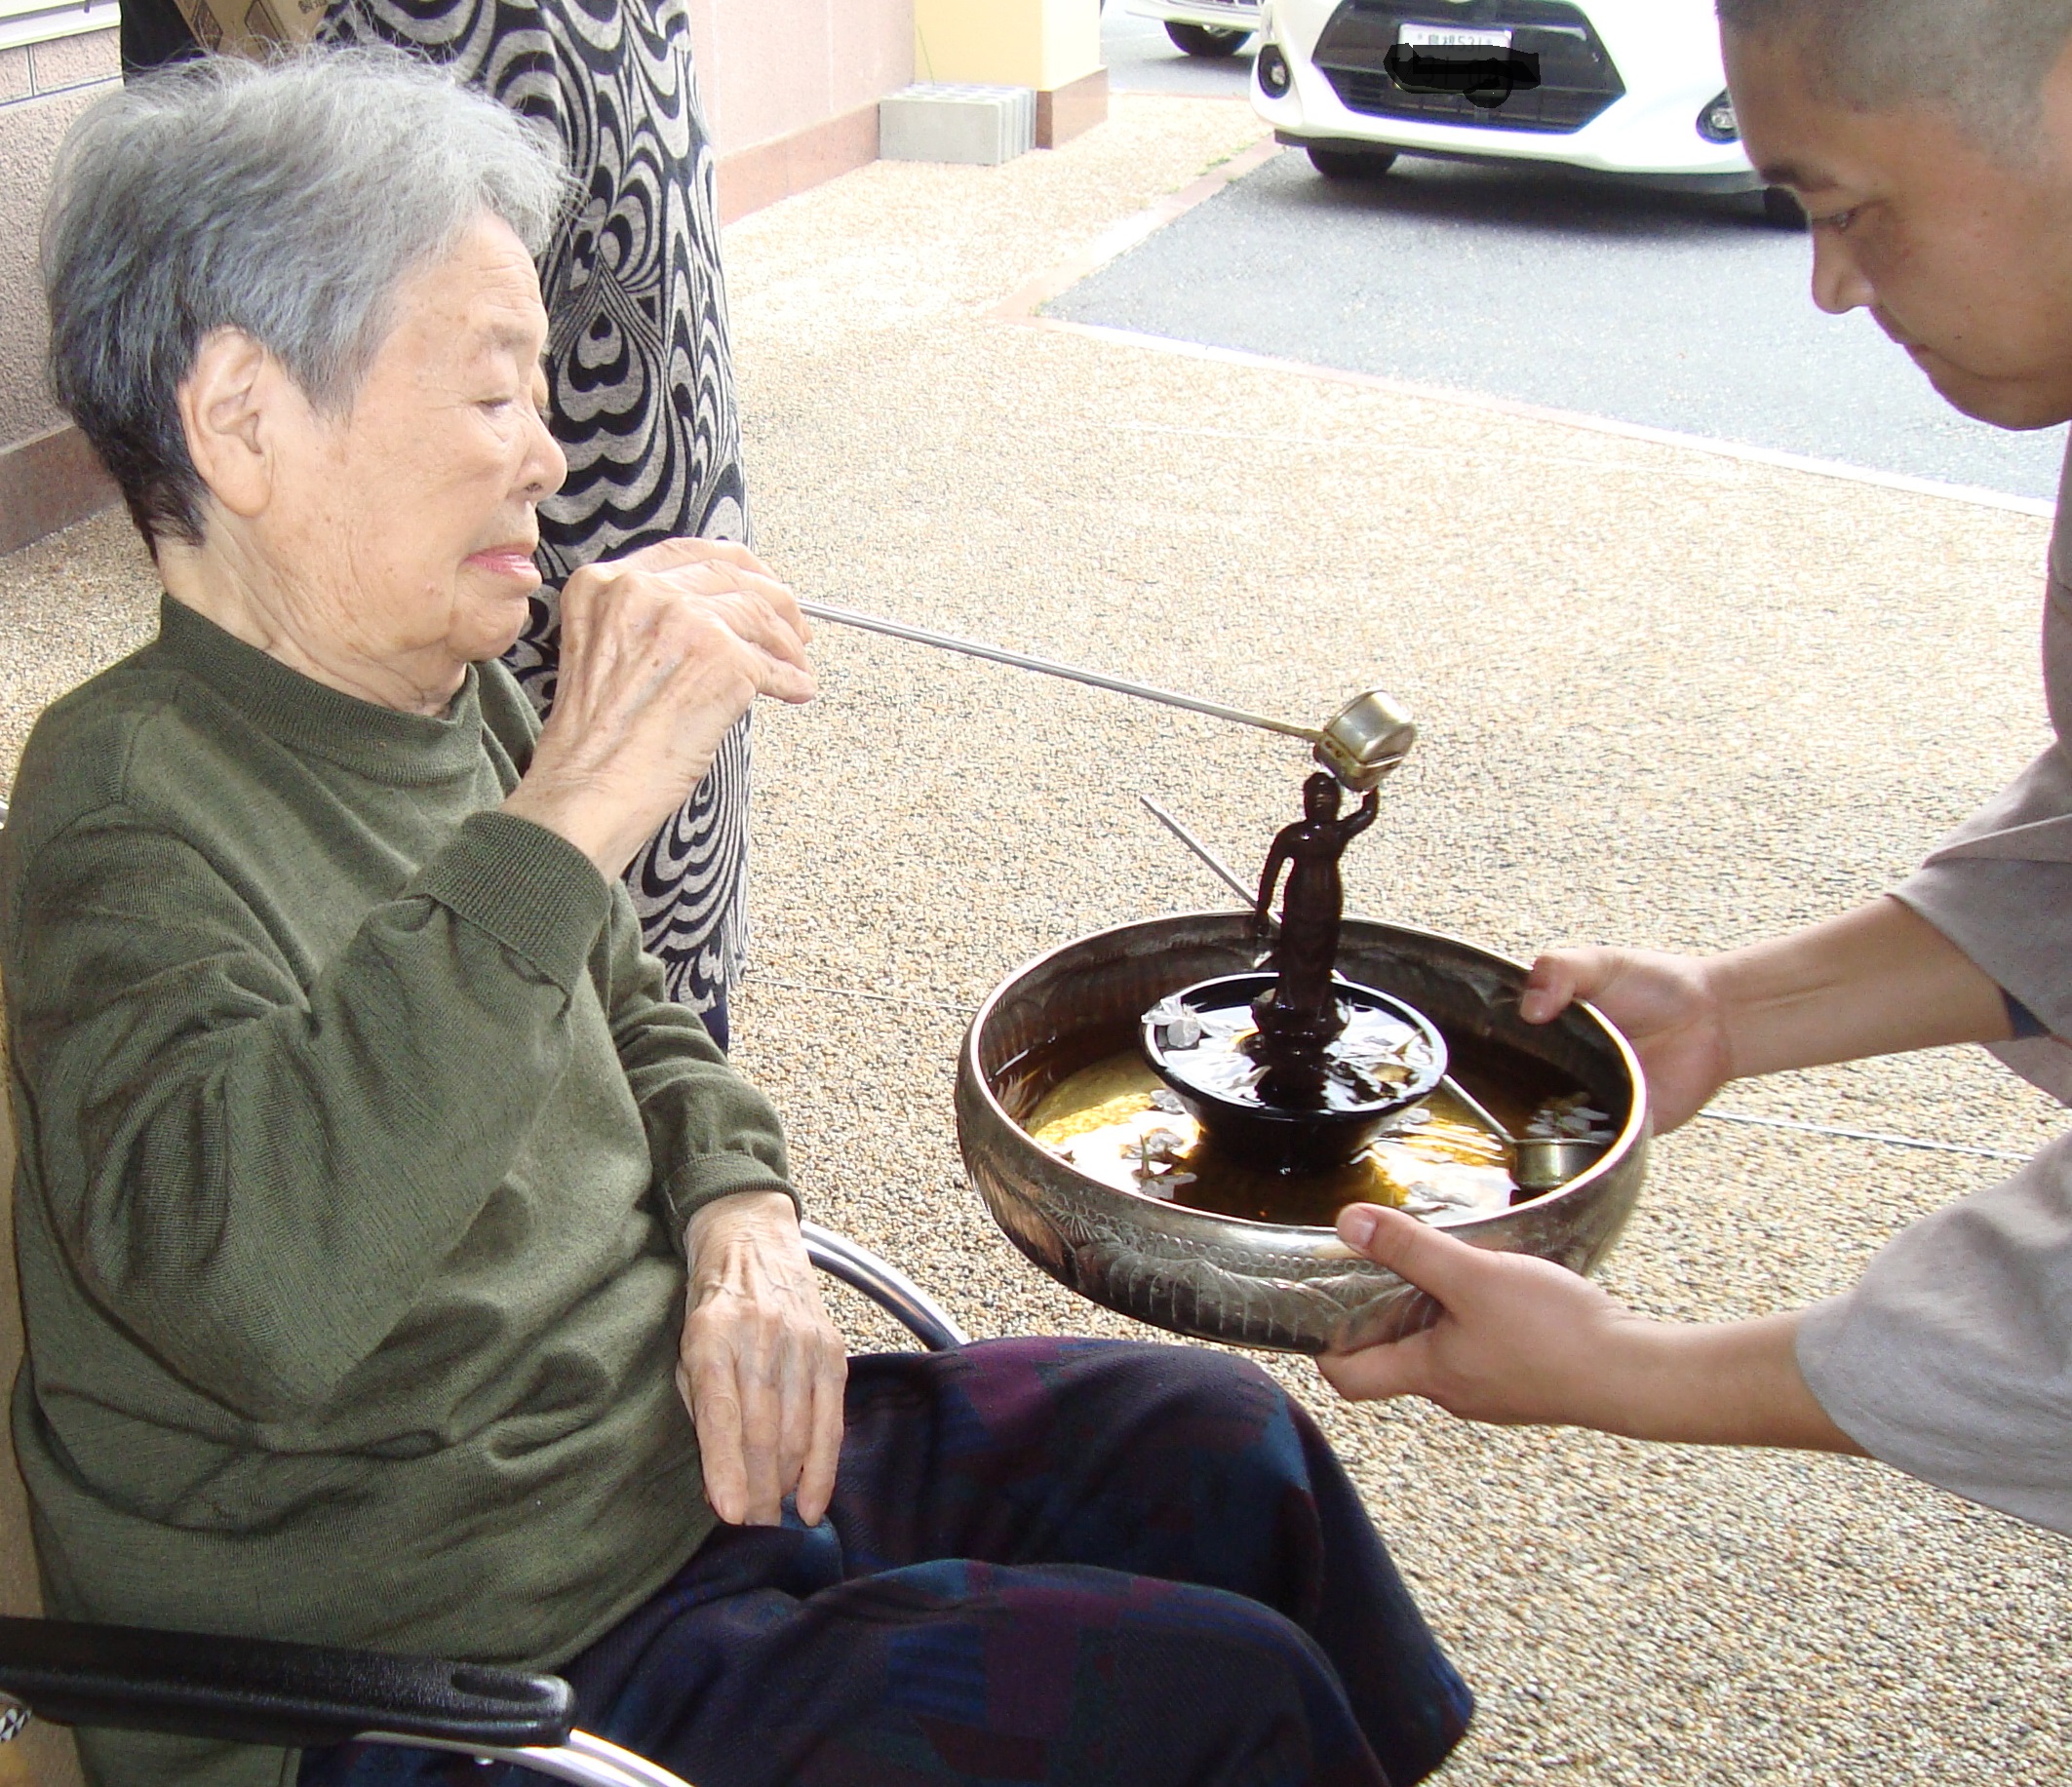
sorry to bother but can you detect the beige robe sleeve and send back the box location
[1795,442,2072,1534]
[1796,1142,2072,1536]
[1890,448,2072,1096]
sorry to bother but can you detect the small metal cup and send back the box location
[1510,1136,1613,1194]
[1314,691,1418,791]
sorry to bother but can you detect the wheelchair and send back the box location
[0,1234,961,1787]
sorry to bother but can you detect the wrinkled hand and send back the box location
[680,1191,847,1526]
[505,538,815,877]
[1520,945,1731,1133]
[1316,1204,1639,1422]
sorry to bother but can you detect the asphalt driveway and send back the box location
[1048,137,2068,501]
[1103,2,1257,96]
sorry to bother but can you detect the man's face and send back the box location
[1726,28,2072,430]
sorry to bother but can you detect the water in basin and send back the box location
[1024,1029,1600,1229]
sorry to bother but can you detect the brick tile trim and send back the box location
[1036,66,1108,150]
[717,99,881,226]
[0,423,119,558]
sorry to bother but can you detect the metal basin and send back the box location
[956,913,1651,1354]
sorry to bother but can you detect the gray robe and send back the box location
[1794,447,2072,1537]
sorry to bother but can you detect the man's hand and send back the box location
[681,1190,847,1527]
[504,539,815,878]
[1521,946,1732,1134]
[1522,897,2013,1134]
[1316,1203,1864,1454]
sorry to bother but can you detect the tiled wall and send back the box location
[0,26,119,448]
[685,0,912,159]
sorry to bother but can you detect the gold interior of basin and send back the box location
[970,915,1643,1235]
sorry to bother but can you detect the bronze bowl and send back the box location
[1142,971,1449,1173]
[956,913,1651,1354]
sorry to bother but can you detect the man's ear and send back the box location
[176,328,286,522]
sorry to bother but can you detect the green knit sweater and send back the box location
[0,598,797,1787]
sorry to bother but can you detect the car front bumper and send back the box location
[1253,0,1758,182]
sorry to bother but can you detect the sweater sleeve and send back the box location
[598,887,797,1249]
[8,805,614,1422]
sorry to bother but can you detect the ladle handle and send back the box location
[798,601,1320,745]
[1435,1073,1517,1146]
[1140,796,1258,908]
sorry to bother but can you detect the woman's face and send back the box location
[192,214,567,709]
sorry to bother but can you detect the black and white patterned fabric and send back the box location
[321,0,753,1016]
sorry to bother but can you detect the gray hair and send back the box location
[42,48,568,550]
[1716,0,2072,158]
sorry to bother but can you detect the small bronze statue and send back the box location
[1251,772,1381,1062]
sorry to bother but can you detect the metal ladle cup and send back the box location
[1425,1071,1610,1195]
[1311,690,1418,793]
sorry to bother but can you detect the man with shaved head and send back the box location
[1322,0,2072,1541]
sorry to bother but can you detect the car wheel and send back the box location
[1165,20,1249,56]
[1761,185,1808,229]
[1306,144,1400,179]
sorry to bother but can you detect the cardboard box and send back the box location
[171,0,325,58]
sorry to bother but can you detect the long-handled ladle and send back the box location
[1138,796,1604,1194]
[798,600,1416,792]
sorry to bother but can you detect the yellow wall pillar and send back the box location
[913,0,1109,145]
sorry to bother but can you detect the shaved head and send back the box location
[1717,0,2072,157]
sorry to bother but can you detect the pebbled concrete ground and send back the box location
[4,90,2067,1787]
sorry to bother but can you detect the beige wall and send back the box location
[686,0,912,157]
[0,29,120,450]
[914,0,1100,92]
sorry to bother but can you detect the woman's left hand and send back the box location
[681,1191,848,1526]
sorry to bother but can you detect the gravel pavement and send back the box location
[3,92,2068,1786]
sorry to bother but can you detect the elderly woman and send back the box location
[7,52,1471,1787]
[117,0,762,1045]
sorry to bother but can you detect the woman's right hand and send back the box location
[1520,946,1734,1134]
[505,539,815,877]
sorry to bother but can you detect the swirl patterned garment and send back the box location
[321,0,754,1021]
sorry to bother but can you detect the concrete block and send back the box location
[879,82,1035,166]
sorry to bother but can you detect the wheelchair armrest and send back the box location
[801,1221,969,1350]
[0,1616,573,1751]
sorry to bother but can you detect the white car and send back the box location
[1250,0,1802,222]
[1125,0,1264,58]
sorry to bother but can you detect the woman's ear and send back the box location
[176,328,283,521]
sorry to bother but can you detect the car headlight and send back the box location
[1258,43,1293,97]
[1697,91,1740,143]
